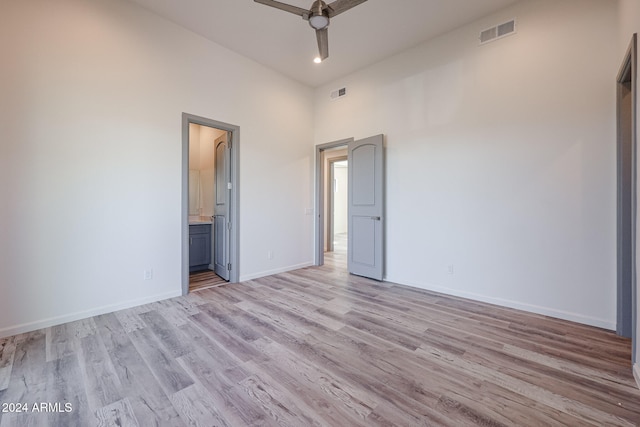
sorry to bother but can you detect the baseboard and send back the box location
[634,363,640,390]
[0,290,182,339]
[0,271,614,338]
[240,262,314,282]
[386,276,615,330]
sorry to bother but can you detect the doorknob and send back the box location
[371,216,381,221]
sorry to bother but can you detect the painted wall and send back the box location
[0,0,314,337]
[618,0,640,383]
[188,124,202,216]
[197,125,223,218]
[333,163,348,235]
[322,148,348,251]
[188,124,202,171]
[314,0,618,329]
[188,124,224,218]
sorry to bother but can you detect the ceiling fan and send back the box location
[254,0,368,61]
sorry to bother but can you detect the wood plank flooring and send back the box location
[189,270,227,292]
[1,252,640,426]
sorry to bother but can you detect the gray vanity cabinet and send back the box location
[189,224,211,272]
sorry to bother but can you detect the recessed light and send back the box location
[314,57,322,64]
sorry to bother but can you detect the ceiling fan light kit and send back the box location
[254,0,368,61]
[309,14,329,30]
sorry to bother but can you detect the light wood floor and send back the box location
[189,269,227,292]
[1,253,640,426]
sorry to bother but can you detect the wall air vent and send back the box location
[330,87,347,101]
[480,19,516,45]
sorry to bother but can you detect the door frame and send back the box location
[182,113,240,295]
[617,34,637,342]
[315,138,353,266]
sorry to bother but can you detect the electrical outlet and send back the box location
[144,269,153,280]
[267,251,273,260]
[448,265,454,275]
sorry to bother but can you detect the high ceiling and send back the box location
[126,0,520,87]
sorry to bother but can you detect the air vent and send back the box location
[330,87,347,100]
[479,19,516,45]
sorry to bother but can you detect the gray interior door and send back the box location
[214,132,231,280]
[348,134,384,280]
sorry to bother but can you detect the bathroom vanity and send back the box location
[189,223,212,272]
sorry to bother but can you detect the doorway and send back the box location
[187,124,226,291]
[315,139,352,267]
[182,113,240,295]
[315,135,385,280]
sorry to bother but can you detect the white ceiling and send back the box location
[126,0,520,87]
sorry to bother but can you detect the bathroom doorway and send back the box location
[182,113,240,295]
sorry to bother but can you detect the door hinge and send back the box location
[227,263,232,271]
[227,222,232,230]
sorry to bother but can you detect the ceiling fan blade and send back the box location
[253,0,310,19]
[326,0,367,17]
[316,28,329,60]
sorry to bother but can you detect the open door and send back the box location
[214,132,231,280]
[348,134,384,280]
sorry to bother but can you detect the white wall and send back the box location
[322,148,348,250]
[618,0,640,384]
[197,125,223,218]
[0,0,314,337]
[187,124,224,218]
[188,124,202,170]
[188,124,202,216]
[314,0,619,329]
[333,163,348,235]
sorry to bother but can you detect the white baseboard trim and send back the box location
[240,262,314,282]
[0,290,182,339]
[634,363,640,390]
[386,276,615,330]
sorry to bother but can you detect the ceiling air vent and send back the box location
[330,87,347,101]
[480,19,516,45]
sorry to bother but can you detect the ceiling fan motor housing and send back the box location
[309,0,330,30]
